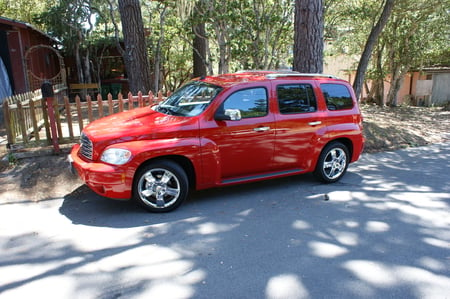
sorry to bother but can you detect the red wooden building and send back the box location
[0,16,62,96]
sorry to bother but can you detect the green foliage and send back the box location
[34,0,98,53]
[326,0,449,104]
[7,152,17,166]
[0,0,50,24]
[7,0,448,95]
[382,0,449,68]
[326,0,449,67]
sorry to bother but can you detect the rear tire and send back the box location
[133,160,188,212]
[314,142,349,183]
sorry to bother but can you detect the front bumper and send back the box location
[69,144,133,199]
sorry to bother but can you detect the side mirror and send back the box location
[215,109,242,121]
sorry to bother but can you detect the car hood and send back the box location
[84,106,198,143]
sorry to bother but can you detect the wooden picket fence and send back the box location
[2,84,67,148]
[2,88,168,151]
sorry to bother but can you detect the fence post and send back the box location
[2,101,14,145]
[64,96,74,140]
[29,98,40,142]
[41,81,60,153]
[118,93,124,112]
[128,92,133,110]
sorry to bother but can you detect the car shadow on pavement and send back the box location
[58,172,348,228]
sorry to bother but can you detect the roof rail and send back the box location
[265,73,338,79]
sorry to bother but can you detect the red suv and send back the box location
[69,71,364,212]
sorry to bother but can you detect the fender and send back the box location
[198,137,222,189]
[101,137,227,191]
[104,138,203,189]
[323,123,364,162]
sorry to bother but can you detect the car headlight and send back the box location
[100,148,132,165]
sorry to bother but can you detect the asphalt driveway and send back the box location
[1,143,449,299]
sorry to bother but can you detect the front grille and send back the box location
[80,133,93,160]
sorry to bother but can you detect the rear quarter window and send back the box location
[321,83,354,111]
[277,84,317,114]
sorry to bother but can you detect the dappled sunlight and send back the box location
[292,219,311,230]
[405,185,432,192]
[333,219,360,228]
[265,274,309,299]
[363,193,450,228]
[361,180,409,192]
[143,281,195,299]
[325,190,353,202]
[308,241,349,258]
[1,143,449,298]
[78,245,184,274]
[422,237,449,249]
[344,260,398,286]
[417,256,448,272]
[343,260,450,299]
[186,222,239,235]
[327,229,360,246]
[365,221,390,233]
[389,192,449,208]
[3,274,78,299]
[75,245,203,298]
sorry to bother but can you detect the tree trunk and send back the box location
[215,20,230,74]
[154,6,167,92]
[352,0,395,101]
[387,66,409,106]
[293,0,324,73]
[74,42,84,84]
[83,49,92,84]
[118,0,151,94]
[192,22,207,78]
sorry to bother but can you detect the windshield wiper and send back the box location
[156,105,173,115]
[157,104,184,116]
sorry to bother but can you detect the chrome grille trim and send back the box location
[80,133,93,160]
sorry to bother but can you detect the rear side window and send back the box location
[222,87,268,118]
[277,84,317,114]
[321,84,354,110]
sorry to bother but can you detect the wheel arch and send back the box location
[134,155,196,189]
[330,137,353,159]
[314,137,354,169]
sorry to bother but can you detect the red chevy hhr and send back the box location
[70,71,364,212]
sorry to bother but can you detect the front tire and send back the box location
[133,160,189,212]
[314,142,350,183]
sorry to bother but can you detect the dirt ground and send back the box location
[0,104,449,203]
[361,104,450,152]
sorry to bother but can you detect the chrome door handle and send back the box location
[308,121,322,126]
[253,126,270,132]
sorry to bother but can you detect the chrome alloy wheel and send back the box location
[322,148,347,180]
[137,168,181,209]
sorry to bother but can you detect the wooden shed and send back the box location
[0,16,62,97]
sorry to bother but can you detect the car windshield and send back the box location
[154,81,222,117]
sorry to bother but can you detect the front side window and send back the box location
[155,81,222,116]
[277,84,317,114]
[321,84,353,110]
[222,87,268,118]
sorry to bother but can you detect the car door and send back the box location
[272,82,326,171]
[203,86,276,180]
